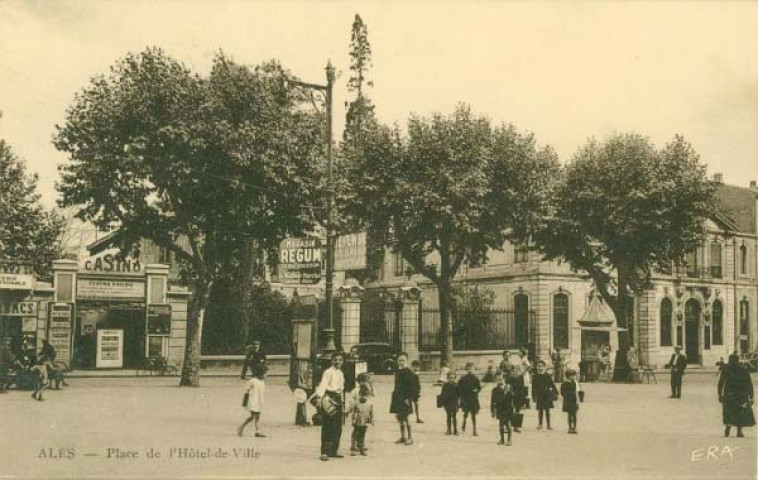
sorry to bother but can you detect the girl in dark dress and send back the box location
[458,362,481,436]
[390,353,415,445]
[439,370,460,435]
[560,369,580,434]
[491,373,515,446]
[718,354,755,437]
[532,360,557,430]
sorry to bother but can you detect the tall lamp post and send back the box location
[288,62,337,353]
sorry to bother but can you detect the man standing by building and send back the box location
[315,352,345,461]
[240,341,266,380]
[666,346,687,398]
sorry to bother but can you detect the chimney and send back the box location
[713,173,723,183]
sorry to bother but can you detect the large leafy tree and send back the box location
[344,105,558,363]
[535,133,715,356]
[0,137,63,280]
[54,48,325,386]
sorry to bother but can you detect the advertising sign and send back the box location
[334,232,367,271]
[0,301,37,316]
[147,304,171,334]
[96,329,124,368]
[0,274,33,290]
[49,303,73,365]
[278,237,323,285]
[77,279,145,300]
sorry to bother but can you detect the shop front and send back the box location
[52,259,188,370]
[0,261,53,356]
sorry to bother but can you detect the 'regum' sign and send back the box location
[278,237,322,285]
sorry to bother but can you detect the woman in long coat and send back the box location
[718,354,755,437]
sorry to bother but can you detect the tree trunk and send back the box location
[438,246,454,366]
[179,279,212,387]
[612,266,630,382]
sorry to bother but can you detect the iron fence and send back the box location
[419,308,536,351]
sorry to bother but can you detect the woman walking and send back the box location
[718,354,755,437]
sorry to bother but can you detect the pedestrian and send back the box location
[348,373,374,456]
[390,353,415,445]
[410,360,424,423]
[519,349,532,393]
[30,355,48,402]
[561,368,582,434]
[482,361,497,383]
[718,354,755,437]
[0,343,14,393]
[315,351,345,461]
[458,362,481,436]
[532,360,557,430]
[665,346,687,398]
[626,348,640,383]
[40,339,67,389]
[506,367,526,432]
[499,351,511,375]
[438,370,459,435]
[237,363,267,438]
[435,360,450,386]
[490,373,515,446]
[240,341,266,380]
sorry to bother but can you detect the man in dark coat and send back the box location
[718,354,755,437]
[666,346,687,398]
[240,341,266,379]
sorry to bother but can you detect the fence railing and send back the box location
[419,308,535,351]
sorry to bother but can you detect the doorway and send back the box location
[684,299,700,364]
[74,302,146,369]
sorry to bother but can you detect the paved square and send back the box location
[0,373,755,479]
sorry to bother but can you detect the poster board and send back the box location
[96,329,124,368]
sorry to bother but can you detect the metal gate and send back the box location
[359,293,401,349]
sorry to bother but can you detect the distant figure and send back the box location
[240,341,266,380]
[718,354,755,437]
[438,370,459,435]
[458,362,481,436]
[238,364,267,438]
[506,367,526,432]
[482,361,497,383]
[561,369,582,434]
[519,349,532,390]
[348,374,374,456]
[498,351,511,375]
[390,353,415,446]
[665,346,687,398]
[435,360,450,386]
[626,348,640,383]
[532,360,558,430]
[490,373,515,446]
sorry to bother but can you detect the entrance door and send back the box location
[684,299,700,364]
[100,306,145,368]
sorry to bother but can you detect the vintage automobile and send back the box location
[349,342,400,374]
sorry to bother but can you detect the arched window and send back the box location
[660,298,673,346]
[741,244,748,276]
[553,293,569,350]
[514,293,529,347]
[712,300,723,346]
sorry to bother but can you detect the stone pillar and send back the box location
[338,278,364,352]
[398,281,421,365]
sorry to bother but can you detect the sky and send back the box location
[1,1,757,210]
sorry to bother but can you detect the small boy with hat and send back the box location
[560,368,582,434]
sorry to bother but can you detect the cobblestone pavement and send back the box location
[0,373,755,479]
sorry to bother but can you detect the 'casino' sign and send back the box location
[80,252,142,275]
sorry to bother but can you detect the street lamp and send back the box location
[288,62,337,353]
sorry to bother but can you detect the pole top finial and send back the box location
[325,61,336,84]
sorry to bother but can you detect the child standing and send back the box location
[458,362,481,436]
[238,364,266,438]
[390,353,415,445]
[506,367,526,432]
[491,373,515,446]
[561,369,581,434]
[438,370,459,435]
[531,360,557,430]
[410,360,424,423]
[349,374,374,456]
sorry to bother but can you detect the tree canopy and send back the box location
[343,104,558,362]
[0,139,63,280]
[54,48,326,385]
[535,133,715,350]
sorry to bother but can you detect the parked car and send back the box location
[350,342,399,374]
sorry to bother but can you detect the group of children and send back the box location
[236,354,583,455]
[436,359,583,445]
